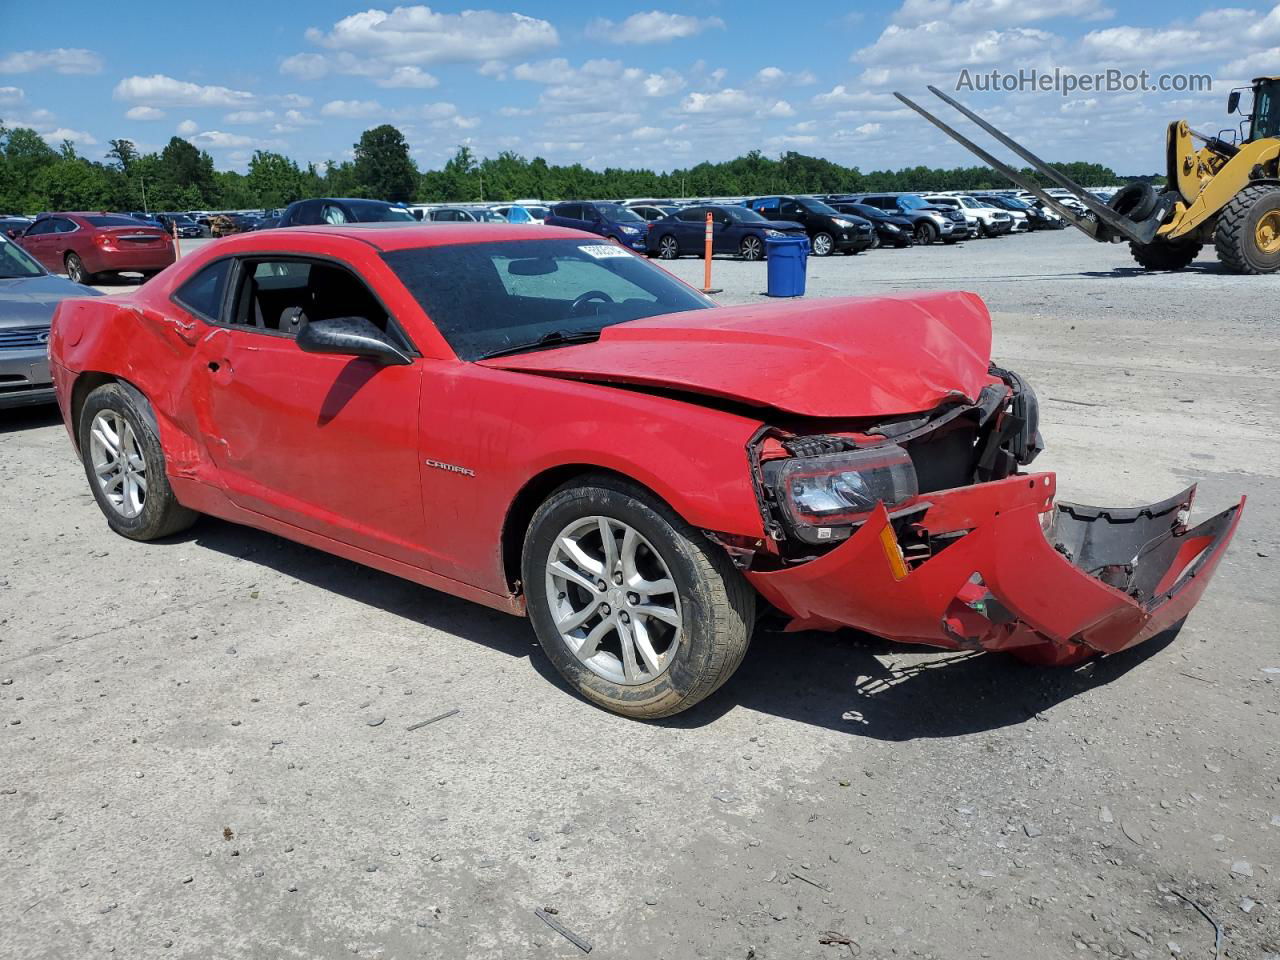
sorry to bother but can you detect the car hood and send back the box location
[763,220,806,232]
[480,292,996,418]
[0,273,101,328]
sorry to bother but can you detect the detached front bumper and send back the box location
[748,473,1243,665]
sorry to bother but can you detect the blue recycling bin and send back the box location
[764,236,809,297]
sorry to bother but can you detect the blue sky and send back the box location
[1,1,1276,175]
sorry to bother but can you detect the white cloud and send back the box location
[320,99,383,118]
[854,122,882,135]
[114,74,255,108]
[42,127,98,146]
[225,110,276,124]
[0,85,24,105]
[756,66,818,87]
[0,48,103,75]
[857,23,1053,67]
[177,119,199,135]
[681,88,785,116]
[303,6,558,65]
[895,0,1112,27]
[125,105,165,120]
[511,58,686,111]
[1224,46,1280,78]
[585,11,725,45]
[376,66,439,88]
[277,93,313,108]
[280,53,329,80]
[191,130,256,148]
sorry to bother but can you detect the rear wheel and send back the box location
[64,252,95,285]
[522,476,754,719]
[1129,240,1202,271]
[739,234,763,261]
[78,383,197,541]
[914,220,939,245]
[810,232,834,256]
[1215,184,1280,274]
[657,234,679,259]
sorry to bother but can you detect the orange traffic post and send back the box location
[702,211,721,294]
[171,219,181,259]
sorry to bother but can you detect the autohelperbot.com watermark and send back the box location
[956,68,1212,97]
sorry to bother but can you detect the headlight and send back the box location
[832,218,853,228]
[884,223,901,233]
[620,225,640,235]
[764,228,784,236]
[927,212,945,222]
[764,445,918,544]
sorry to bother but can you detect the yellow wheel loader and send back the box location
[895,78,1280,274]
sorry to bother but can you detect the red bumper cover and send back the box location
[748,473,1243,665]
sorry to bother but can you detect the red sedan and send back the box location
[47,224,1242,717]
[18,212,175,284]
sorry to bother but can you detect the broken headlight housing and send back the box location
[764,445,918,545]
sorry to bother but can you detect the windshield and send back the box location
[798,197,840,216]
[383,237,714,361]
[527,206,550,219]
[1252,79,1280,140]
[0,236,45,278]
[86,215,149,227]
[596,203,643,223]
[732,207,771,223]
[896,195,928,210]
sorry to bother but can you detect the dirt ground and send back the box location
[2,230,1277,960]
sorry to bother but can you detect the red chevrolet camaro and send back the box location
[48,223,1243,717]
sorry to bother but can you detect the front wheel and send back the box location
[914,221,939,245]
[522,476,754,718]
[810,232,834,256]
[78,383,197,541]
[1129,240,1202,271]
[739,234,763,261]
[1215,184,1280,274]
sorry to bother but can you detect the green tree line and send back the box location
[1,120,1127,215]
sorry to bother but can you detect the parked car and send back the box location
[0,232,100,408]
[16,212,175,284]
[974,194,1064,230]
[490,204,550,224]
[827,202,914,248]
[154,213,203,238]
[47,223,1243,717]
[845,193,966,244]
[544,201,648,252]
[429,207,507,223]
[743,196,874,255]
[276,198,417,228]
[1,216,32,239]
[923,195,1016,236]
[627,204,680,223]
[647,204,806,260]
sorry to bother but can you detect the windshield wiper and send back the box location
[477,329,602,361]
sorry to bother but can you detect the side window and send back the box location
[321,204,348,225]
[554,204,579,220]
[174,259,232,321]
[24,220,53,237]
[676,207,705,223]
[711,209,730,226]
[54,218,78,233]
[231,258,397,341]
[779,201,800,218]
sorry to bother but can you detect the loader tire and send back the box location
[1214,183,1280,274]
[1128,240,1202,271]
[1109,182,1158,222]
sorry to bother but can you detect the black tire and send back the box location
[869,233,881,250]
[1129,240,1202,271]
[1109,182,1158,222]
[78,382,197,541]
[810,231,835,256]
[65,252,95,285]
[914,220,939,244]
[657,234,680,260]
[521,475,755,719]
[739,234,764,261]
[1214,183,1280,275]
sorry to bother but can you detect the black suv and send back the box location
[743,196,874,255]
[828,201,914,248]
[276,198,417,227]
[843,193,966,244]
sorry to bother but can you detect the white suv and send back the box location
[924,195,1016,237]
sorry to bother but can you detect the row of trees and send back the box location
[0,120,1128,215]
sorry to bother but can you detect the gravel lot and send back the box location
[2,230,1277,960]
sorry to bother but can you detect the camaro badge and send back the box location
[424,458,475,477]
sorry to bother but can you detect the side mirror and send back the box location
[1228,90,1241,115]
[296,316,412,366]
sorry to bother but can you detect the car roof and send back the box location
[214,222,595,253]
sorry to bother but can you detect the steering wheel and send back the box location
[569,290,614,316]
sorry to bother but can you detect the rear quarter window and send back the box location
[174,259,232,321]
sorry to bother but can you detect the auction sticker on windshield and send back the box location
[579,244,632,258]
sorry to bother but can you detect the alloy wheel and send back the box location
[66,254,86,284]
[88,409,147,519]
[659,235,679,259]
[544,515,682,686]
[740,235,763,260]
[811,233,833,256]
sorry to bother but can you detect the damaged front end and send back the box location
[739,367,1244,665]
